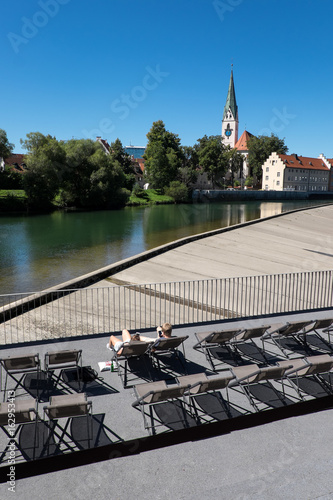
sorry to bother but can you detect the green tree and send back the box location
[0,129,14,159]
[165,180,189,203]
[247,134,288,182]
[225,147,244,187]
[62,139,102,207]
[109,138,135,190]
[20,132,52,154]
[197,135,228,187]
[179,145,199,187]
[62,139,130,209]
[89,148,130,208]
[144,120,183,190]
[22,133,66,208]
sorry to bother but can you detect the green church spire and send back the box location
[223,69,238,120]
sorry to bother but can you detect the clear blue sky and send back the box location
[2,0,333,157]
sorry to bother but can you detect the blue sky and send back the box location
[2,0,333,157]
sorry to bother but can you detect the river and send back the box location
[0,200,327,295]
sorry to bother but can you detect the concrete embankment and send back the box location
[106,203,333,285]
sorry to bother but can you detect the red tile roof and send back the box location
[278,154,329,171]
[235,130,254,151]
[132,157,145,173]
[5,154,25,166]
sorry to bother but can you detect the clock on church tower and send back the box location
[225,124,232,137]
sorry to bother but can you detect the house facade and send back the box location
[262,152,330,192]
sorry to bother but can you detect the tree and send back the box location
[197,135,229,187]
[247,134,288,182]
[22,133,66,208]
[20,132,52,154]
[109,138,135,190]
[225,147,244,187]
[179,145,199,187]
[62,139,129,208]
[165,180,189,203]
[0,129,14,159]
[144,120,183,190]
[62,139,103,207]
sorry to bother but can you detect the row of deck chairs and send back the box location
[0,350,83,402]
[0,392,93,461]
[110,336,189,388]
[132,353,333,434]
[193,318,333,371]
[0,350,91,461]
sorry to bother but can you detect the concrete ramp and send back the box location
[108,205,333,284]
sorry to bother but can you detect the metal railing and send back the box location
[1,269,333,344]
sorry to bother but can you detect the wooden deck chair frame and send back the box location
[0,353,41,402]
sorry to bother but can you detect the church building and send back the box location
[222,69,253,181]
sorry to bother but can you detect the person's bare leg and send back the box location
[108,334,120,348]
[122,329,131,342]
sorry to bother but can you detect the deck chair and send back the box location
[112,341,152,388]
[277,354,333,399]
[177,371,237,421]
[132,380,191,434]
[0,398,38,461]
[193,329,242,371]
[0,353,41,401]
[148,336,189,374]
[261,320,313,357]
[43,393,93,450]
[45,349,83,392]
[228,363,292,411]
[230,325,272,364]
[299,318,333,352]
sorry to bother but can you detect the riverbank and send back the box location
[193,189,333,202]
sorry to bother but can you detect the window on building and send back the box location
[277,172,280,177]
[276,181,280,186]
[266,167,269,172]
[265,175,269,180]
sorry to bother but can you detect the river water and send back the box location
[0,200,326,295]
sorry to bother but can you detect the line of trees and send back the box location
[0,130,135,210]
[0,124,288,210]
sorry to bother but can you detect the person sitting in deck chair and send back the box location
[107,323,172,356]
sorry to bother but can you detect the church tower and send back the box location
[222,68,239,148]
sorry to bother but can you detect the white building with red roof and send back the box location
[262,152,330,192]
[234,129,254,178]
